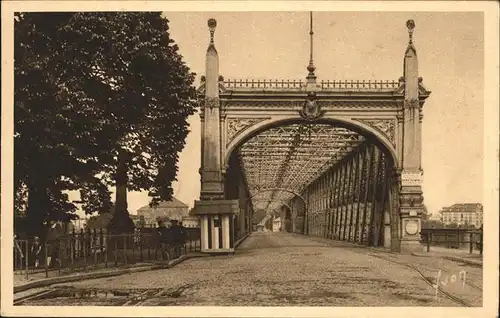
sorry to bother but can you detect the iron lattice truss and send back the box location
[236,123,364,212]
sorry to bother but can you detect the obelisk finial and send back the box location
[406,19,415,44]
[208,18,217,45]
[306,11,317,83]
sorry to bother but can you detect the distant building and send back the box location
[137,197,190,226]
[181,216,200,228]
[440,203,483,228]
[130,214,146,227]
[180,208,200,228]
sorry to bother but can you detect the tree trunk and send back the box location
[107,149,135,234]
[26,182,49,238]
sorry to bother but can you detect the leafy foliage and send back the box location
[15,12,197,236]
[86,213,113,229]
[421,204,429,220]
[421,219,444,229]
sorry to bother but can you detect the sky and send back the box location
[76,11,484,218]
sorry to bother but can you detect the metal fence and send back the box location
[14,227,201,280]
[420,228,483,255]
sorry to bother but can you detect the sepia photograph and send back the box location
[1,1,499,317]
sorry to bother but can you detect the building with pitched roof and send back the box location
[440,203,483,228]
[137,197,190,226]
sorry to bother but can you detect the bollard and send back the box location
[469,232,473,254]
[147,235,151,261]
[70,235,74,269]
[427,232,431,252]
[83,231,87,270]
[100,229,105,266]
[131,234,135,263]
[104,233,108,268]
[114,237,118,266]
[93,229,98,269]
[479,230,483,255]
[71,229,76,267]
[140,231,143,262]
[45,244,49,278]
[124,236,128,265]
[25,241,29,281]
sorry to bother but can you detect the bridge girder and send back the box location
[232,123,368,211]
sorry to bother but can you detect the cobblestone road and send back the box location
[22,232,482,306]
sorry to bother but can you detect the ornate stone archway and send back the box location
[193,16,431,254]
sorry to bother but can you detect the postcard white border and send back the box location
[2,1,498,317]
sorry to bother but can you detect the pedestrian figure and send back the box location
[170,220,182,258]
[46,221,63,268]
[31,237,42,268]
[156,220,171,261]
[179,221,187,252]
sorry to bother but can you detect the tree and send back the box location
[447,222,459,228]
[422,219,444,229]
[14,13,113,236]
[14,12,197,236]
[421,204,429,221]
[59,13,197,233]
[86,213,113,230]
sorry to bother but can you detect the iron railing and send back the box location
[320,79,400,90]
[420,228,483,255]
[223,79,305,90]
[221,79,401,91]
[14,227,201,280]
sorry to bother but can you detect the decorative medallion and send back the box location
[404,220,419,236]
[226,117,269,143]
[205,97,220,110]
[356,119,396,146]
[299,92,325,121]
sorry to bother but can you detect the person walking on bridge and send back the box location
[170,220,182,258]
[179,221,188,253]
[156,219,172,261]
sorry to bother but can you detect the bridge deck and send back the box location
[20,232,482,306]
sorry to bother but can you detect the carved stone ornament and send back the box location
[404,99,420,109]
[205,97,220,110]
[357,119,396,145]
[299,92,325,121]
[227,118,269,143]
[399,194,424,206]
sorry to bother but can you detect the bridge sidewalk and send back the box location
[14,233,251,294]
[13,252,207,294]
[291,232,483,266]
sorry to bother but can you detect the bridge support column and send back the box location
[398,20,425,253]
[194,200,240,253]
[194,19,240,254]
